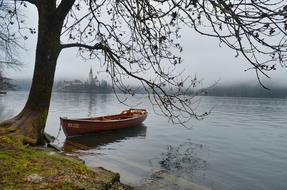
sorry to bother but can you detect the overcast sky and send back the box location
[6,5,287,87]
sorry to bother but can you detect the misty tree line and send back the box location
[205,84,287,98]
[0,71,15,91]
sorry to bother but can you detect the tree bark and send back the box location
[0,1,64,145]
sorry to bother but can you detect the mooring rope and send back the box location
[53,122,62,144]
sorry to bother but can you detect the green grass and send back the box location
[0,136,131,190]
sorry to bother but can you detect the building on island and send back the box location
[56,67,111,93]
[89,67,100,86]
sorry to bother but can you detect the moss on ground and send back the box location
[0,136,131,190]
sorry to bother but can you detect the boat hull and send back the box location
[60,109,147,137]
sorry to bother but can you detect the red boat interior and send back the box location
[81,109,147,121]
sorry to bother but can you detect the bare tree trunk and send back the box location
[0,2,63,145]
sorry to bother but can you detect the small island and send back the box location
[55,68,113,93]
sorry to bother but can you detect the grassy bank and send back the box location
[0,136,131,190]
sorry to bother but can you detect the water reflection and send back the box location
[158,141,207,175]
[145,141,208,190]
[87,94,108,116]
[87,93,97,117]
[64,124,147,152]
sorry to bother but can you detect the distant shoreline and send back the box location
[4,89,287,99]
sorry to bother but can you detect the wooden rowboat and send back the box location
[60,109,147,137]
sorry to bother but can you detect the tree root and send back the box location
[0,110,46,146]
[0,130,39,146]
[0,110,27,128]
[0,117,18,128]
[0,126,17,135]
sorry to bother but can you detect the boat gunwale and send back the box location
[60,110,147,124]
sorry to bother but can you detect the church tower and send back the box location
[89,67,94,85]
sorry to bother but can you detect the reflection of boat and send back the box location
[64,124,147,152]
[0,91,7,94]
[60,109,148,137]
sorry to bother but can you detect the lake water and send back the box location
[1,91,287,190]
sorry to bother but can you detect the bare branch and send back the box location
[61,42,103,50]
